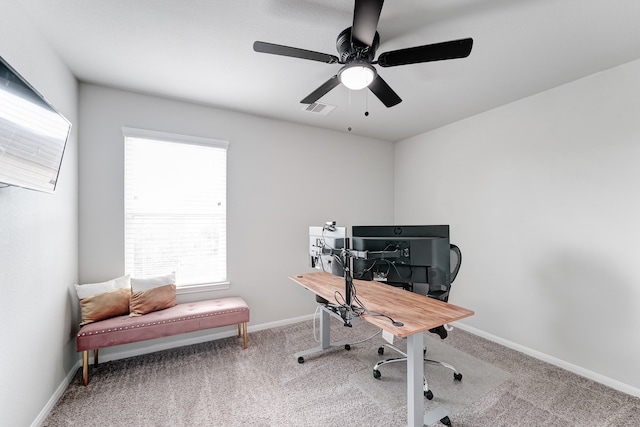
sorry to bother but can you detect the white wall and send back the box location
[395,59,640,393]
[0,2,79,426]
[78,83,395,359]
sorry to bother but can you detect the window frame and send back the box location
[122,127,230,294]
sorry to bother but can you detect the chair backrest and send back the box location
[426,244,463,339]
[450,244,462,284]
[424,244,461,304]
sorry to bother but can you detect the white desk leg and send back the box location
[406,331,424,427]
[408,332,452,427]
[319,305,330,348]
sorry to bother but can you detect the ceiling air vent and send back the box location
[301,102,335,116]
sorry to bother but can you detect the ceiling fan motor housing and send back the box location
[336,27,379,63]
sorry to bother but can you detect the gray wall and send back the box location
[394,58,640,394]
[0,2,79,426]
[78,84,395,359]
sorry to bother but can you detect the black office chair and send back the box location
[372,244,463,401]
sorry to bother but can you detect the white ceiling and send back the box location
[17,0,640,142]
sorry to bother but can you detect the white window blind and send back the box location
[123,127,228,289]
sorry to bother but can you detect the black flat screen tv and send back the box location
[0,55,71,193]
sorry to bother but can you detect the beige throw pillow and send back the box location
[79,288,131,325]
[130,272,176,316]
[75,275,131,325]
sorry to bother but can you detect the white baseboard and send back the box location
[31,359,82,427]
[452,321,640,398]
[91,313,316,364]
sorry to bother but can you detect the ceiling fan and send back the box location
[253,0,473,108]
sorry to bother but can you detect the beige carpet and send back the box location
[43,318,639,426]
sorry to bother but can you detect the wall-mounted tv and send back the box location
[0,55,71,193]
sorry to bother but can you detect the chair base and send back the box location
[372,343,462,400]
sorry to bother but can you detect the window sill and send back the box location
[177,281,230,295]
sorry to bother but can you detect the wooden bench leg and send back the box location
[237,322,248,349]
[82,351,89,386]
[81,349,99,386]
[242,322,248,349]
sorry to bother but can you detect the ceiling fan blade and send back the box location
[351,0,384,47]
[377,38,473,67]
[368,74,401,107]
[300,75,341,104]
[253,41,339,64]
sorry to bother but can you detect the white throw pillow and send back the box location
[74,274,130,299]
[130,272,175,292]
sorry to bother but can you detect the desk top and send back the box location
[289,271,474,338]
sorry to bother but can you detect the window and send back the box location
[123,127,228,292]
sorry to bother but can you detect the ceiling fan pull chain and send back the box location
[364,90,369,117]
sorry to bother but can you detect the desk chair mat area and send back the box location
[348,331,511,415]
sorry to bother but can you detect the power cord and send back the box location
[311,302,383,345]
[336,282,404,327]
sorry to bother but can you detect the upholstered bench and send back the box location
[77,297,250,385]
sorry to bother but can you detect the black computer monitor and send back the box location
[351,225,451,301]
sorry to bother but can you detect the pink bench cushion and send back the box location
[77,297,249,352]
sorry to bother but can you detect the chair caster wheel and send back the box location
[345,344,351,351]
[424,390,434,400]
[297,357,304,364]
[454,372,462,381]
[440,415,452,426]
[377,346,384,355]
[372,369,381,379]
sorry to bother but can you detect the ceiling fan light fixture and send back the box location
[339,63,376,90]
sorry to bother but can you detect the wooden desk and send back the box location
[290,271,474,427]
